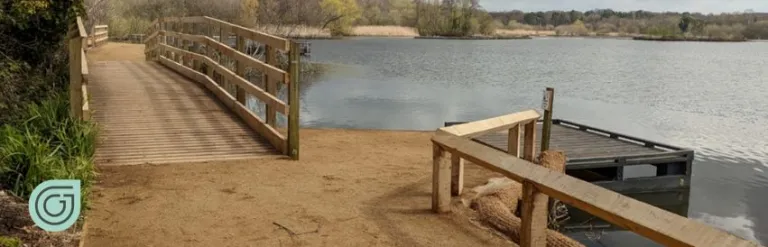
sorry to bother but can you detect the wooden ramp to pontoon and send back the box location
[89,61,279,165]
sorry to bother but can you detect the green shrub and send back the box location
[0,236,21,247]
[0,94,97,207]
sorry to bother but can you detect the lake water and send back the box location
[295,37,768,245]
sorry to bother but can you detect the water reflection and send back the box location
[296,37,768,244]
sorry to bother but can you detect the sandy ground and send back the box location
[82,44,512,246]
[83,129,510,247]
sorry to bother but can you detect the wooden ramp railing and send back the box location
[143,16,300,160]
[432,110,761,247]
[88,25,109,48]
[68,17,91,120]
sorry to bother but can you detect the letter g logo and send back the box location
[28,180,81,232]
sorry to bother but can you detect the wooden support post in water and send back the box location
[540,87,555,152]
[287,41,301,160]
[264,45,277,127]
[450,154,463,196]
[235,35,246,104]
[432,144,451,213]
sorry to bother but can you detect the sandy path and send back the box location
[82,43,511,246]
[84,129,509,247]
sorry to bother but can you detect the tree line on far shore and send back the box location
[92,0,768,39]
[493,9,768,39]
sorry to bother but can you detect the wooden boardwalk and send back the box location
[89,61,279,165]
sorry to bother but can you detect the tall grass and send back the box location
[0,94,97,207]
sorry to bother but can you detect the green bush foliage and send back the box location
[0,0,85,124]
[0,95,97,205]
[0,236,22,247]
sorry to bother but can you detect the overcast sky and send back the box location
[481,0,768,13]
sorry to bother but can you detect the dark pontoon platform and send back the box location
[445,119,695,230]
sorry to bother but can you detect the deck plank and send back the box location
[473,124,666,161]
[89,61,279,166]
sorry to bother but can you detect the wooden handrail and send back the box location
[431,111,762,247]
[143,16,301,159]
[202,16,289,51]
[68,16,90,120]
[160,43,289,115]
[87,24,109,48]
[438,109,540,138]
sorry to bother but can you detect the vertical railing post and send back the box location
[235,35,246,105]
[173,21,180,63]
[540,87,554,152]
[509,123,522,157]
[192,22,201,71]
[523,121,537,162]
[287,41,301,160]
[181,22,190,67]
[206,19,215,79]
[520,123,548,247]
[68,27,84,120]
[450,154,463,196]
[521,181,548,247]
[432,143,451,213]
[146,22,153,61]
[264,45,276,126]
[158,18,165,60]
[217,23,226,87]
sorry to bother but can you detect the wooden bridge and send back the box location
[69,16,301,165]
[65,16,763,247]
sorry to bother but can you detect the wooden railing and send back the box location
[143,16,300,159]
[432,110,761,247]
[88,25,109,48]
[68,17,91,120]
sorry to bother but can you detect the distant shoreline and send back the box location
[632,36,749,42]
[247,25,761,42]
[414,35,532,40]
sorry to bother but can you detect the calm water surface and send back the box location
[293,37,768,245]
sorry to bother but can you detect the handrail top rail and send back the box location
[80,50,88,75]
[438,109,540,138]
[69,16,88,39]
[157,15,290,51]
[160,31,288,80]
[432,131,760,247]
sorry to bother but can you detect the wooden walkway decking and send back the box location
[474,123,663,160]
[89,61,279,165]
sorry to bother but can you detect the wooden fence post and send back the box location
[182,22,190,67]
[540,87,554,152]
[521,181,548,247]
[264,46,277,127]
[450,154,463,196]
[235,35,246,104]
[523,121,537,162]
[432,143,451,213]
[509,123,522,157]
[287,41,301,160]
[160,18,167,60]
[192,23,201,71]
[68,35,83,120]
